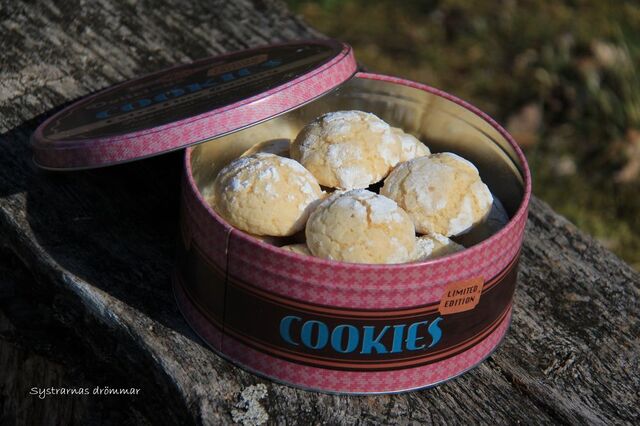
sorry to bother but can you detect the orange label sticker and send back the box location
[438,277,484,315]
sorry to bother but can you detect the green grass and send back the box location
[287,0,640,269]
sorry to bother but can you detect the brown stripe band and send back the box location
[221,303,510,371]
[175,233,519,370]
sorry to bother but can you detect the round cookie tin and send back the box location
[178,73,531,394]
[31,39,531,394]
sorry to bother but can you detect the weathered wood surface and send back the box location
[0,0,639,424]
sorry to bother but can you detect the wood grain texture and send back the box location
[0,0,638,424]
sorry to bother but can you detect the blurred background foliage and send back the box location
[287,0,640,269]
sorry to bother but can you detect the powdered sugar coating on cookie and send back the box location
[381,152,493,236]
[212,153,323,236]
[291,111,402,189]
[412,233,465,262]
[305,189,416,264]
[391,127,431,162]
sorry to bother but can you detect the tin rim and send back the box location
[183,72,532,274]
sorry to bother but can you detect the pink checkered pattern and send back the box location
[225,219,523,309]
[175,72,531,392]
[33,42,357,170]
[175,277,512,393]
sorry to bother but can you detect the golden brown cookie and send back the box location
[382,153,493,236]
[305,189,416,264]
[212,153,323,236]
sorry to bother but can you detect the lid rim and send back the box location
[32,39,356,170]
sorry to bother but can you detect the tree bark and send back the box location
[0,0,638,424]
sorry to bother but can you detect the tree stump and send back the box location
[0,1,638,424]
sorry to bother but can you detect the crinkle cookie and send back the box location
[381,152,493,236]
[212,153,322,236]
[391,127,431,162]
[412,233,464,262]
[291,111,402,189]
[305,189,416,264]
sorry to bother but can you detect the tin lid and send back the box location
[32,39,356,170]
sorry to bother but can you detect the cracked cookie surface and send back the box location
[291,111,405,190]
[211,153,322,236]
[306,189,416,264]
[382,152,493,236]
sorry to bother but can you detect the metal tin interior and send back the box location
[190,74,527,219]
